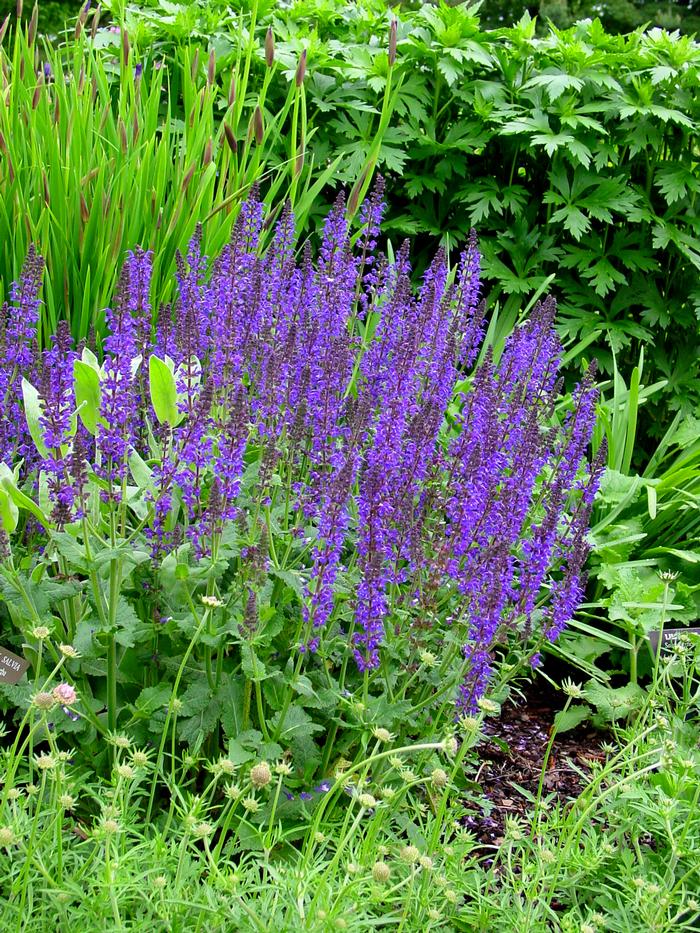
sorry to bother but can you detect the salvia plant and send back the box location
[0,185,603,804]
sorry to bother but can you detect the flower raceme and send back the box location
[0,186,603,710]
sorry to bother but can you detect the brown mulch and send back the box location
[462,686,607,849]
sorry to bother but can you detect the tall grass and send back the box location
[0,2,395,342]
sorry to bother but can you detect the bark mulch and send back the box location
[462,685,607,849]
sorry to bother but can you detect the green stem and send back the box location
[146,603,210,822]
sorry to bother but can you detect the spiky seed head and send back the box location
[250,761,271,788]
[372,861,390,883]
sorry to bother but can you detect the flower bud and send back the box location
[90,5,101,41]
[295,49,307,88]
[389,19,397,67]
[28,3,38,46]
[372,861,390,883]
[207,48,215,87]
[265,27,274,69]
[253,105,264,145]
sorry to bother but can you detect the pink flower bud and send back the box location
[53,683,77,705]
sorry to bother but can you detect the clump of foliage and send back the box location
[0,190,602,800]
[93,0,700,434]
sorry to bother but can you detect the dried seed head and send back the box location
[101,819,120,835]
[372,861,390,883]
[250,761,271,788]
[32,691,56,711]
[418,855,434,870]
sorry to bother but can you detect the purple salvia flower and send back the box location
[37,322,78,526]
[0,247,44,467]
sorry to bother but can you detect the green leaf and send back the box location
[149,355,180,426]
[0,486,18,533]
[219,678,246,738]
[654,164,700,206]
[128,450,155,491]
[553,705,591,734]
[241,644,268,682]
[21,378,48,459]
[113,597,143,648]
[74,359,104,435]
[584,681,646,722]
[0,464,48,527]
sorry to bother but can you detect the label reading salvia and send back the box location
[0,648,30,685]
[648,627,700,657]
